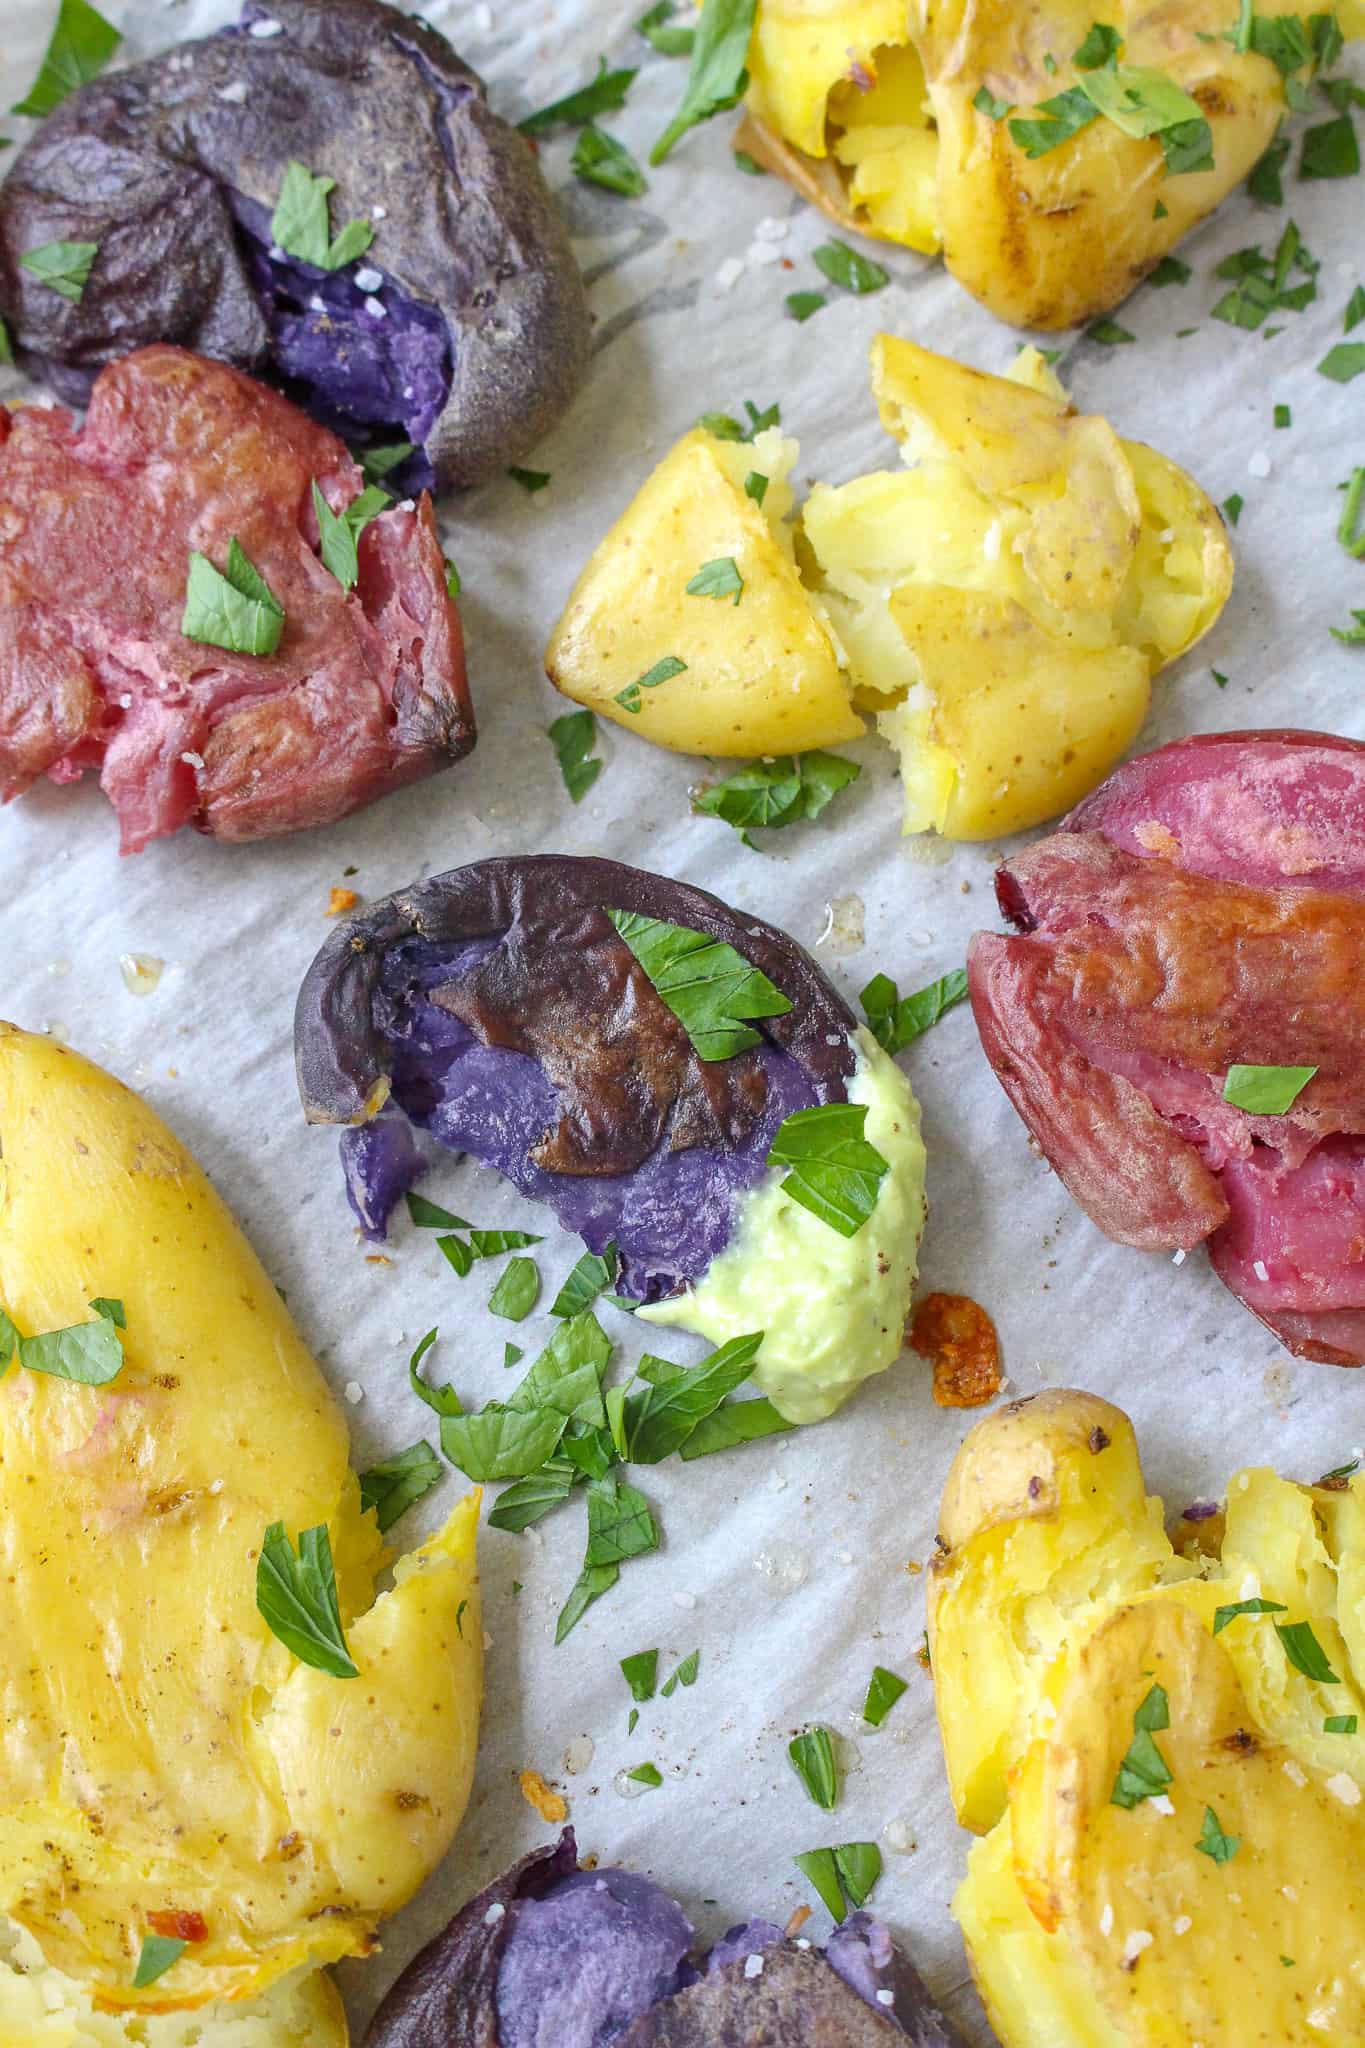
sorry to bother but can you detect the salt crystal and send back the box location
[672,1590,698,1610]
[209,1478,224,1495]
[882,1816,917,1854]
[1172,1248,1186,1265]
[1121,1930,1153,1966]
[1283,1759,1308,1786]
[743,1955,764,1980]
[1148,1794,1175,1816]
[364,296,387,319]
[180,750,204,771]
[983,520,1002,563]
[217,79,248,102]
[355,267,383,292]
[248,16,284,35]
[344,1381,364,1405]
[564,1734,595,1776]
[795,1937,812,1950]
[876,1990,894,2007]
[1173,1915,1192,1935]
[1099,1903,1114,1937]
[119,954,164,998]
[715,257,745,293]
[1327,1771,1361,1806]
[748,240,783,268]
[1247,450,1272,478]
[1253,1259,1270,1282]
[372,204,389,220]
[309,296,327,313]
[483,1902,506,1925]
[753,217,789,242]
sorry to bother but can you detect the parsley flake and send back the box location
[1340,468,1365,558]
[768,1103,890,1237]
[1319,342,1365,383]
[132,1935,186,1990]
[786,290,827,322]
[1223,1063,1317,1114]
[19,237,98,302]
[359,1440,443,1531]
[615,654,686,714]
[489,1257,540,1322]
[692,751,860,846]
[182,541,284,657]
[638,2,694,56]
[1326,1714,1359,1734]
[973,85,1013,119]
[813,239,890,294]
[627,1761,664,1787]
[312,481,389,592]
[548,709,605,802]
[521,59,637,135]
[1301,113,1360,180]
[862,1665,909,1728]
[652,0,757,163]
[1196,1806,1240,1864]
[861,967,969,1052]
[12,0,120,118]
[607,907,791,1060]
[621,1648,659,1701]
[551,1244,619,1318]
[256,1521,358,1679]
[788,1726,839,1810]
[686,556,745,604]
[1111,1684,1172,1809]
[1276,1619,1342,1683]
[270,162,375,272]
[661,1647,701,1695]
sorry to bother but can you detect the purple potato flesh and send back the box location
[294,856,859,1301]
[0,0,590,490]
[362,1831,971,2048]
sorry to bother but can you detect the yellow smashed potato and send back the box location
[736,0,1352,329]
[547,338,1231,840]
[546,426,861,758]
[931,1390,1365,2047]
[0,1023,482,2022]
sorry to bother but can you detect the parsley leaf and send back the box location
[861,968,969,1053]
[408,1328,462,1419]
[615,654,686,715]
[548,709,604,803]
[256,1521,358,1678]
[1223,1063,1318,1113]
[662,1648,700,1695]
[1320,342,1365,382]
[1074,23,1124,69]
[359,1440,443,1531]
[628,1760,664,1787]
[768,1103,889,1238]
[793,1847,845,1919]
[509,465,551,493]
[677,1395,792,1458]
[486,1456,576,1532]
[1149,255,1192,286]
[551,1245,619,1318]
[584,1471,659,1566]
[361,441,414,485]
[0,315,10,367]
[132,1935,186,1990]
[555,1560,619,1642]
[1010,88,1101,158]
[606,907,792,1060]
[1302,113,1360,179]
[1250,127,1292,200]
[862,1665,909,1728]
[15,1298,125,1385]
[1340,468,1365,558]
[489,1257,540,1321]
[973,85,1013,119]
[1224,493,1245,525]
[573,124,647,196]
[312,482,389,592]
[744,470,769,505]
[813,239,890,294]
[521,60,637,135]
[1325,1714,1359,1734]
[1088,317,1137,344]
[652,0,757,163]
[1276,1619,1342,1682]
[19,237,98,302]
[1110,1684,1172,1808]
[638,2,694,56]
[1347,286,1365,332]
[686,556,745,604]
[509,1312,612,1427]
[440,1403,568,1483]
[1333,607,1365,644]
[12,0,120,118]
[832,1841,882,1909]
[786,290,826,322]
[626,1331,765,1463]
[692,752,860,845]
[788,1726,839,1810]
[1213,1595,1289,1634]
[270,162,375,271]
[1196,1806,1240,1864]
[182,539,285,657]
[621,1648,659,1700]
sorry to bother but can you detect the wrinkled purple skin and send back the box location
[295,857,859,1301]
[0,0,590,489]
[363,1832,973,2048]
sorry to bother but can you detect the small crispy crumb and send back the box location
[327,886,361,917]
[912,1293,1004,1409]
[906,1559,922,1575]
[784,1904,812,1939]
[520,1769,568,1823]
[364,1253,392,1266]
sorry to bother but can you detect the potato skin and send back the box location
[0,1023,481,2012]
[936,1390,1365,2047]
[739,0,1335,329]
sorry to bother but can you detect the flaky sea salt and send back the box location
[343,1381,364,1405]
[1247,450,1272,479]
[743,1955,764,1980]
[217,79,248,102]
[715,257,745,293]
[1122,1930,1153,1966]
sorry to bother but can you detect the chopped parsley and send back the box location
[359,1440,443,1531]
[1325,1714,1359,1734]
[652,0,756,163]
[181,541,284,658]
[408,1328,462,1420]
[547,709,604,802]
[692,751,860,846]
[627,1761,664,1787]
[1149,255,1192,286]
[794,1842,881,1916]
[361,441,414,485]
[132,1935,186,1990]
[1213,221,1318,330]
[862,1665,909,1727]
[734,148,766,173]
[768,1103,889,1238]
[508,465,552,493]
[407,1192,472,1231]
[1276,1619,1342,1683]
[615,654,687,715]
[1274,402,1292,427]
[312,481,389,592]
[270,162,374,272]
[788,1725,839,1810]
[1087,318,1137,345]
[699,398,780,441]
[585,1470,659,1566]
[1341,468,1365,557]
[1319,342,1365,382]
[1333,609,1365,645]
[1223,493,1245,525]
[1196,1806,1240,1864]
[661,1647,701,1695]
[744,470,769,505]
[12,0,121,119]
[686,556,744,603]
[0,1297,126,1385]
[1010,87,1101,158]
[786,291,827,322]
[638,2,694,56]
[521,59,637,135]
[861,967,969,1054]
[0,315,10,367]
[1347,286,1365,331]
[1110,1684,1173,1809]
[973,85,1013,120]
[813,240,890,294]
[625,1332,764,1463]
[677,1395,792,1458]
[19,237,98,302]
[256,1520,358,1679]
[1301,112,1360,179]
[621,1648,659,1701]
[1223,1063,1317,1113]
[551,1244,619,1318]
[606,907,791,1060]
[489,1257,541,1322]
[1248,131,1291,203]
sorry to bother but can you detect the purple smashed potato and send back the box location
[363,1830,968,2048]
[294,856,860,1302]
[0,0,589,490]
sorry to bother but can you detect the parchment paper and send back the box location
[3,3,1364,2038]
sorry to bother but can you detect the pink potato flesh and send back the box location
[0,344,474,851]
[970,731,1365,1364]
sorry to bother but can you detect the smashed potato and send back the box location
[547,338,1231,841]
[930,1390,1365,2046]
[0,1023,482,2022]
[737,0,1355,329]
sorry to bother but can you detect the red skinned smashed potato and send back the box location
[969,731,1365,1365]
[0,345,474,851]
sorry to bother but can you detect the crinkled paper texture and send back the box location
[2,4,1363,2039]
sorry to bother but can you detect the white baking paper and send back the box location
[3,4,1364,2039]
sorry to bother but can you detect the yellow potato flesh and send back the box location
[0,1024,482,2013]
[546,427,863,758]
[742,0,1335,327]
[937,1390,1365,2048]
